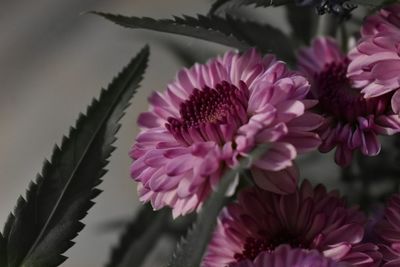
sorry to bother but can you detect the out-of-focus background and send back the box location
[0,1,340,266]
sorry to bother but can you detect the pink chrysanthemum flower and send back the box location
[232,245,348,267]
[348,4,400,114]
[375,193,400,266]
[202,181,381,267]
[130,49,322,217]
[298,37,400,166]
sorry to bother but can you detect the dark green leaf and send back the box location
[92,12,249,51]
[165,213,196,238]
[164,42,200,67]
[210,0,293,14]
[348,0,399,6]
[0,232,6,267]
[1,213,14,266]
[225,15,295,63]
[106,205,170,267]
[167,145,268,267]
[286,4,316,44]
[0,45,149,267]
[92,13,294,63]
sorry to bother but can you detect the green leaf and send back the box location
[0,45,149,267]
[1,213,14,266]
[0,233,6,267]
[92,13,295,63]
[225,15,295,63]
[1,216,11,265]
[92,12,249,50]
[348,0,399,6]
[286,4,316,45]
[208,0,398,13]
[167,145,268,267]
[165,213,196,238]
[164,42,201,67]
[106,205,170,267]
[210,0,293,14]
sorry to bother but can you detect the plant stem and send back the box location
[317,14,338,37]
[340,23,349,52]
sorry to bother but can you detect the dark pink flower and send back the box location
[231,245,348,267]
[298,37,400,166]
[375,194,400,267]
[360,4,400,37]
[130,49,322,217]
[202,181,381,267]
[348,4,400,114]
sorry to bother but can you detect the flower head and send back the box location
[375,193,400,266]
[130,49,322,217]
[298,37,400,166]
[348,4,400,114]
[202,180,381,267]
[231,245,348,267]
[358,4,400,38]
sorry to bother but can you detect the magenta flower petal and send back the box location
[375,193,400,266]
[297,37,399,166]
[253,142,296,171]
[131,50,323,216]
[348,4,400,114]
[230,245,347,267]
[251,165,298,194]
[391,89,400,114]
[342,243,382,266]
[202,180,381,266]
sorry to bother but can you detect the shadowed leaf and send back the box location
[348,0,398,6]
[0,46,149,267]
[92,12,249,50]
[167,145,268,267]
[105,205,170,267]
[209,0,397,11]
[286,3,316,44]
[0,233,5,267]
[92,13,295,62]
[1,213,14,266]
[225,15,295,63]
[210,0,293,14]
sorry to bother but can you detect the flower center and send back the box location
[314,60,390,123]
[166,81,248,145]
[234,233,306,262]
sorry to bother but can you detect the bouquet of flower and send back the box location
[2,0,400,266]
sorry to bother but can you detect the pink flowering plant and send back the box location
[3,1,400,267]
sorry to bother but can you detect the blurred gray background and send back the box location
[0,1,340,266]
